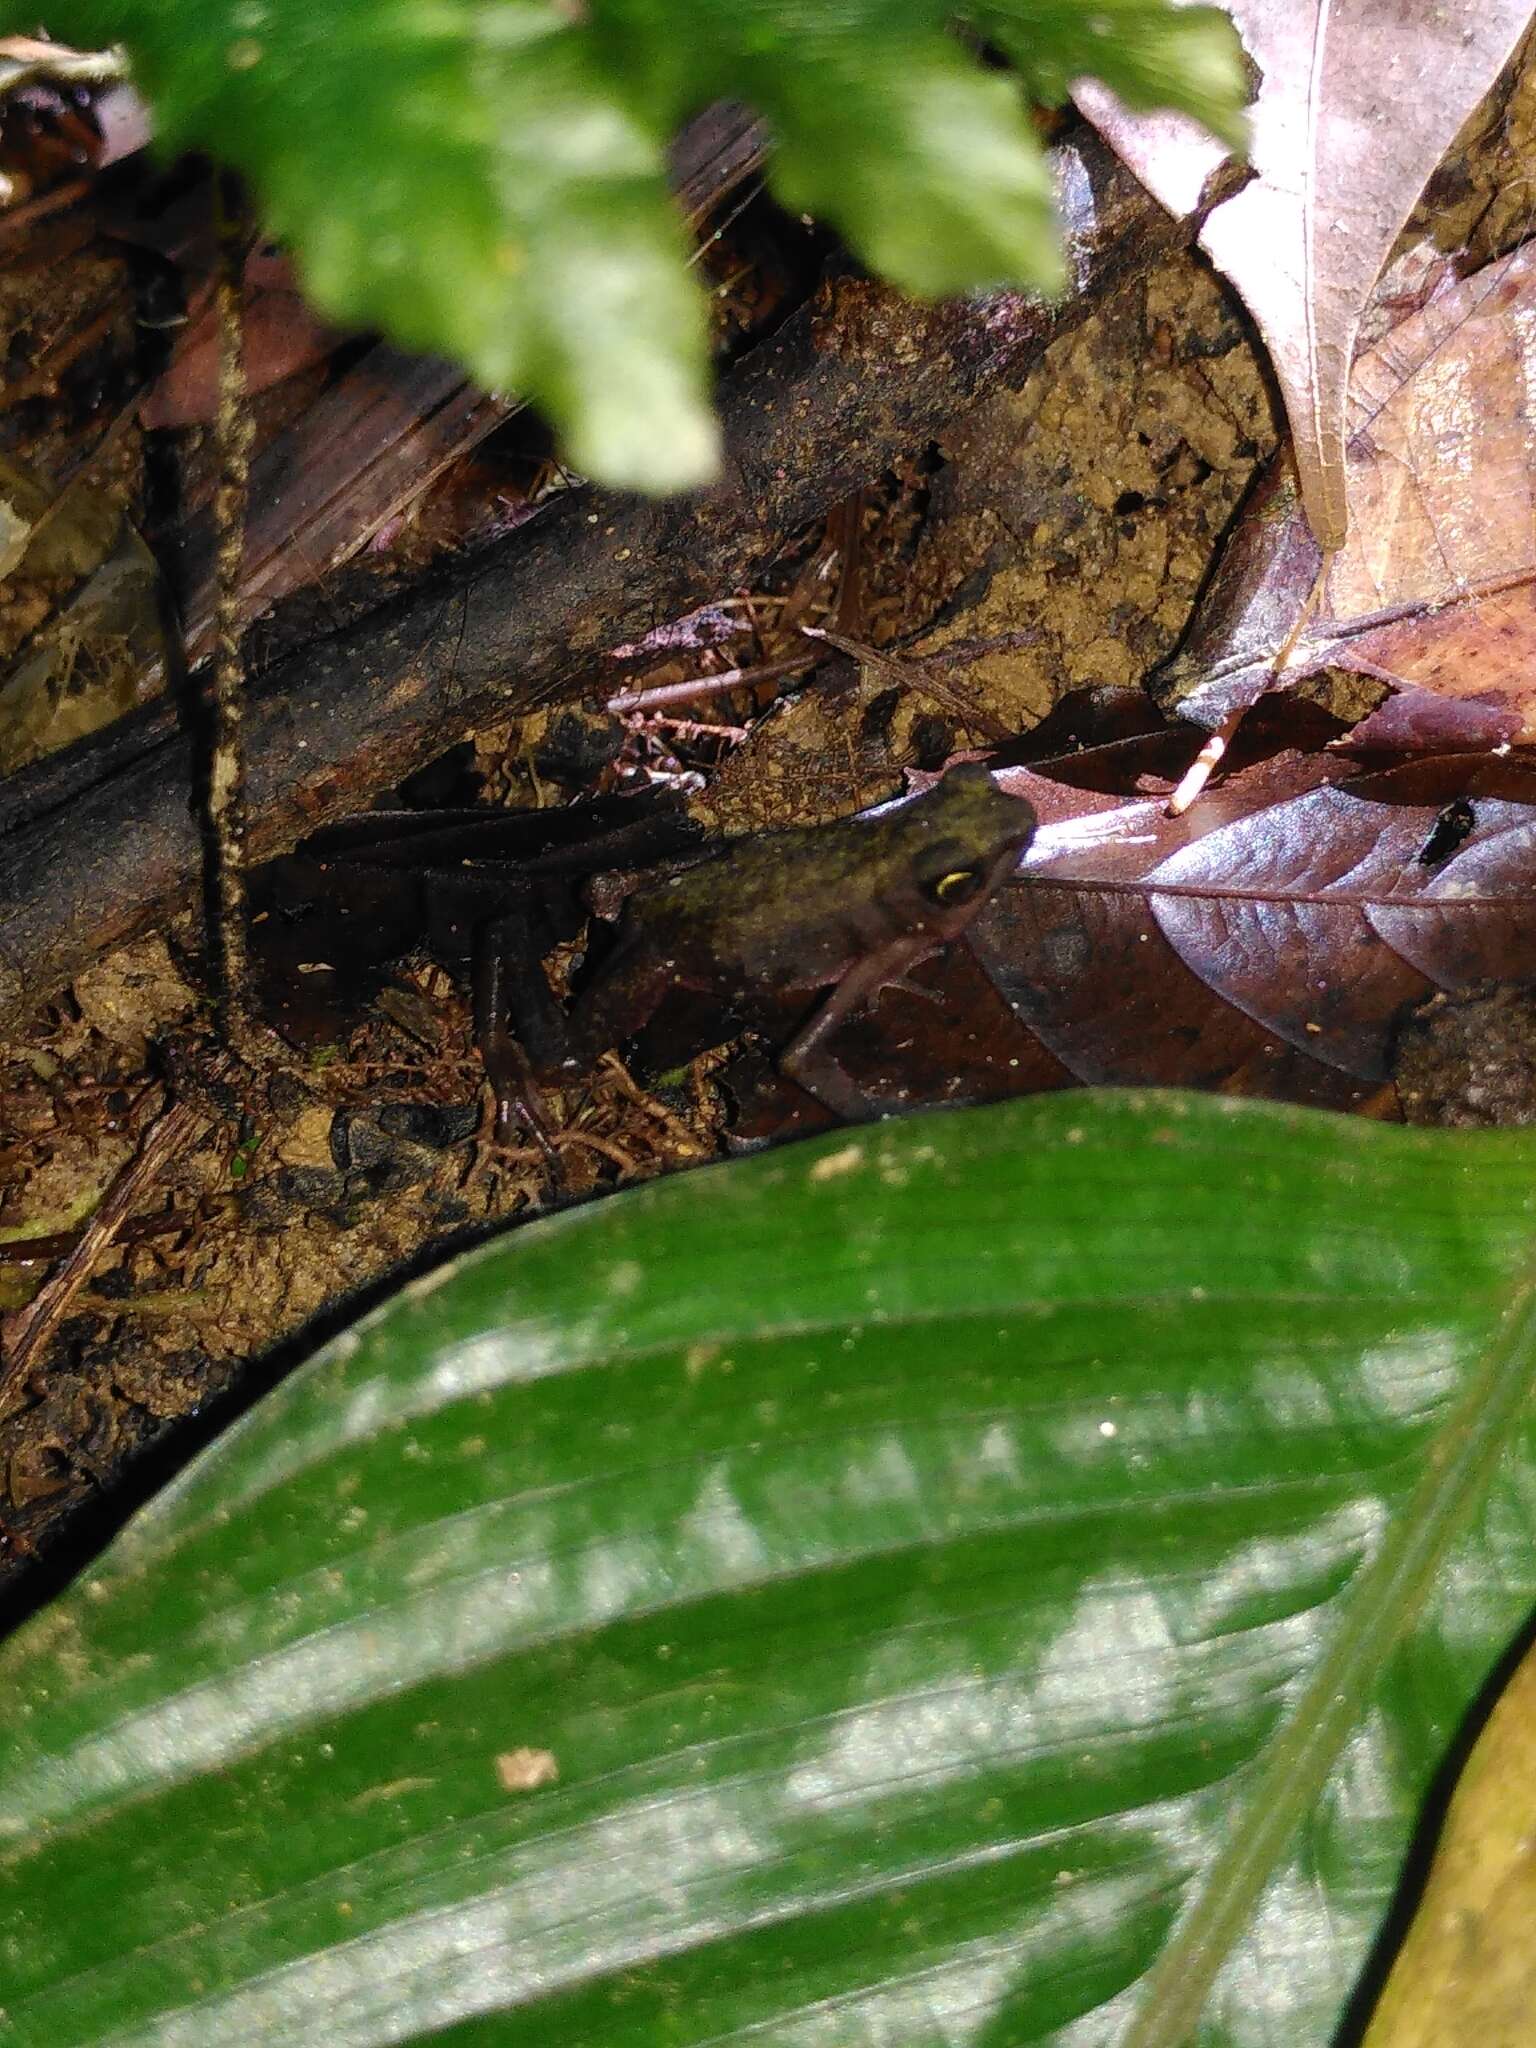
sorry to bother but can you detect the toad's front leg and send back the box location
[473,908,564,1148]
[779,934,936,1122]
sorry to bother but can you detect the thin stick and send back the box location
[0,1209,190,1266]
[620,712,749,745]
[802,627,1019,743]
[1166,549,1335,818]
[0,1097,206,1415]
[1166,704,1243,817]
[828,488,867,635]
[684,178,766,273]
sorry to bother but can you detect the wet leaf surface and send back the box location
[2,1093,1533,2046]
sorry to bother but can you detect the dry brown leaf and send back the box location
[1362,1642,1536,2048]
[1076,0,1534,548]
[1164,239,1536,744]
[976,745,1536,1094]
[0,458,168,779]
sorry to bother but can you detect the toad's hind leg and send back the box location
[473,909,567,1147]
[475,915,676,1146]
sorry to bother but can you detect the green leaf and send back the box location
[972,1,1252,151]
[2,1093,1533,2044]
[11,1,1250,487]
[761,33,1066,299]
[29,0,717,491]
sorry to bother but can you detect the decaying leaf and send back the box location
[1161,238,1536,747]
[0,456,168,779]
[1362,1640,1536,2048]
[1075,0,1534,549]
[139,247,340,431]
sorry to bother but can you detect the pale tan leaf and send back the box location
[1362,1641,1536,2048]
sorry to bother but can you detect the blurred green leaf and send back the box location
[12,1,1248,486]
[1,1093,1533,2044]
[971,0,1251,148]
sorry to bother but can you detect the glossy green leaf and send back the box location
[13,1,1248,486]
[2,1093,1533,2046]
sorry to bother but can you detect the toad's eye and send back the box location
[924,866,985,906]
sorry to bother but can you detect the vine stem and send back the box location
[0,1095,207,1418]
[207,169,258,1056]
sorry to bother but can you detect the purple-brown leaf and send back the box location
[963,750,1536,1100]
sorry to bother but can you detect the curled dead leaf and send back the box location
[1162,240,1536,748]
[1077,0,1534,551]
[1363,1642,1536,2048]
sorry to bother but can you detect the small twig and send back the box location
[1166,705,1244,817]
[828,489,868,636]
[0,1097,207,1415]
[619,711,749,745]
[902,630,1045,674]
[605,647,819,716]
[0,174,93,244]
[0,1207,191,1266]
[685,179,766,272]
[1166,550,1335,817]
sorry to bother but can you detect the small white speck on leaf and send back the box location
[496,1746,559,1793]
[810,1143,864,1182]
